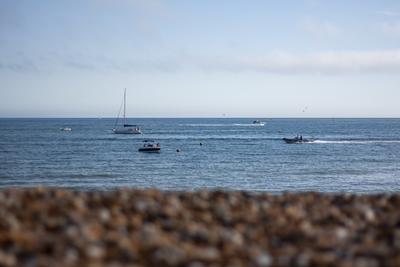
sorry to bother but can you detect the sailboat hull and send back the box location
[113,89,142,134]
[113,128,142,134]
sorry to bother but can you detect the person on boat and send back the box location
[300,135,303,140]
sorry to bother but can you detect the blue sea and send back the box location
[1,118,400,193]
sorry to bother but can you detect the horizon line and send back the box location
[1,116,400,119]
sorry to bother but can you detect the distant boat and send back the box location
[283,136,314,144]
[113,88,142,134]
[252,120,265,126]
[138,140,160,152]
[60,127,72,131]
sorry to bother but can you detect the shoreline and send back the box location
[0,188,399,266]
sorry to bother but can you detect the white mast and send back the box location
[123,88,126,126]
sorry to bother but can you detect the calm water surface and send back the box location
[1,118,400,193]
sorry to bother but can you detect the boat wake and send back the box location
[180,124,230,127]
[233,123,265,127]
[313,140,400,144]
[181,123,265,127]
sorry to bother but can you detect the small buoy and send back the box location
[176,149,181,152]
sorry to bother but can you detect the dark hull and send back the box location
[138,147,160,152]
[283,138,312,144]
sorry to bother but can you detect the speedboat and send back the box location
[252,120,265,126]
[138,140,161,152]
[283,136,313,144]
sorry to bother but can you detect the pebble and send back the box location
[0,189,399,266]
[153,245,186,266]
[254,252,272,267]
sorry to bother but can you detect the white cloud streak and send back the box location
[54,49,400,74]
[380,21,400,36]
[377,10,400,17]
[3,50,400,75]
[199,50,400,74]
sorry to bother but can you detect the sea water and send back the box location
[1,118,400,193]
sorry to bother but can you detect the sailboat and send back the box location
[113,88,142,134]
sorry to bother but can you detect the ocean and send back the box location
[0,118,400,193]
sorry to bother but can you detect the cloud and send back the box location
[0,62,36,72]
[380,21,400,36]
[198,50,400,74]
[102,58,182,73]
[64,61,96,71]
[3,50,400,75]
[298,18,340,37]
[0,56,37,72]
[377,10,400,17]
[68,50,400,75]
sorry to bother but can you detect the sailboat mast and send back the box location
[123,88,126,126]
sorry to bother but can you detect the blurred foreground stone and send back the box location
[0,188,399,266]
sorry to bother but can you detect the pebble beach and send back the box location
[1,188,400,267]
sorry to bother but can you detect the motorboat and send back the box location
[113,88,142,134]
[60,127,72,131]
[252,120,265,126]
[138,140,161,152]
[283,136,313,144]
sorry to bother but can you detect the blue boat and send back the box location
[138,140,161,152]
[283,136,313,144]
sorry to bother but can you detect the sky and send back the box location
[1,0,400,118]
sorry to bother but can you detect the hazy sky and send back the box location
[1,0,400,117]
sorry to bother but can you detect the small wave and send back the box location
[135,136,282,141]
[179,124,230,127]
[180,123,265,127]
[233,123,265,127]
[313,140,400,144]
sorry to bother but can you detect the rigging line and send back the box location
[113,93,124,129]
